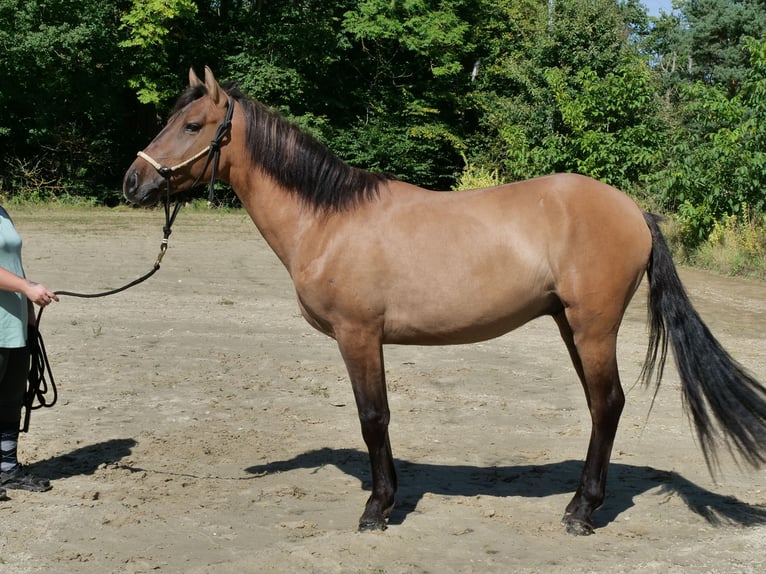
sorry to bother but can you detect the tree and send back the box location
[648,36,766,245]
[119,0,199,105]
[461,0,668,190]
[0,0,136,202]
[545,54,667,192]
[658,0,766,97]
[458,0,551,180]
[332,0,476,187]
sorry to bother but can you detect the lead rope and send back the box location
[21,179,181,432]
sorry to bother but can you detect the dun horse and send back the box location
[123,67,766,535]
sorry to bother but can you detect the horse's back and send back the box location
[388,172,652,299]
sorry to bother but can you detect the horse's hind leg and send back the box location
[554,310,625,536]
[336,328,397,531]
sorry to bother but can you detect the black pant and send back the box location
[0,347,29,430]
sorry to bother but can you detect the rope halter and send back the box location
[136,96,235,205]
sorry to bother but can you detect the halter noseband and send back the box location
[136,97,236,255]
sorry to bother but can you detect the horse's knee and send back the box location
[358,408,390,443]
[358,406,389,427]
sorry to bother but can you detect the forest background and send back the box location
[1,0,766,275]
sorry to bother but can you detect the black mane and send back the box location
[172,83,396,211]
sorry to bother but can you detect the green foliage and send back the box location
[452,154,500,191]
[120,0,198,48]
[119,0,199,105]
[541,0,628,74]
[545,56,666,190]
[648,35,766,245]
[461,0,668,194]
[343,0,470,77]
[680,0,766,96]
[0,0,136,204]
[459,0,552,180]
[330,0,475,187]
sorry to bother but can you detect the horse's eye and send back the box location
[184,123,202,133]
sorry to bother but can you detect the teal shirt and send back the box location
[0,207,28,348]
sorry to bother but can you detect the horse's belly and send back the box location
[381,284,559,345]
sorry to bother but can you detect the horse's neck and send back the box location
[230,169,312,272]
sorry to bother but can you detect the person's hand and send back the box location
[24,282,59,307]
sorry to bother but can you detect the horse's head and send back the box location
[123,67,233,206]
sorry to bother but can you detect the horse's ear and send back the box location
[189,67,203,88]
[203,66,224,107]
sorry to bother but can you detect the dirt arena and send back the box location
[1,206,765,573]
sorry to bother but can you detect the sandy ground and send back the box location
[0,206,765,573]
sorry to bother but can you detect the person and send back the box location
[0,205,58,498]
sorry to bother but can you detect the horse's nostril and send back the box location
[123,170,138,198]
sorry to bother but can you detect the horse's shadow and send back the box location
[246,447,766,529]
[22,440,765,531]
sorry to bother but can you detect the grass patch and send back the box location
[693,209,766,278]
[663,209,766,279]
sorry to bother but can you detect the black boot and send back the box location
[0,464,51,492]
[0,428,50,492]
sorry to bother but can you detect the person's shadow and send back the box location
[25,438,137,479]
[245,447,766,530]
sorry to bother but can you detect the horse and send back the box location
[123,67,766,536]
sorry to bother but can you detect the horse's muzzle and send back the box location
[123,168,162,206]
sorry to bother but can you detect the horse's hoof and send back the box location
[561,514,594,536]
[358,518,387,532]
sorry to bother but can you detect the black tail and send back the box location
[641,212,766,471]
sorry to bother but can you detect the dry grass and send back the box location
[663,209,766,280]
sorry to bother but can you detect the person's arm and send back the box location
[0,266,58,307]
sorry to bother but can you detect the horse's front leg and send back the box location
[337,329,396,531]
